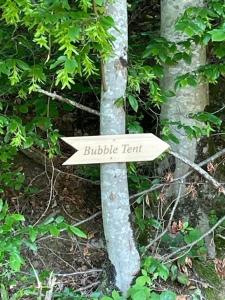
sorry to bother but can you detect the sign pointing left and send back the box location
[61,134,170,165]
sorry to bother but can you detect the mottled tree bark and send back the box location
[161,0,208,182]
[160,0,215,258]
[100,0,140,294]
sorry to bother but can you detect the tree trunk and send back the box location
[160,0,215,258]
[160,0,208,184]
[100,0,140,295]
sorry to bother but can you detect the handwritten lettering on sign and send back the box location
[61,134,170,165]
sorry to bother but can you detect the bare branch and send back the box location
[142,180,184,256]
[73,211,102,227]
[130,148,225,201]
[170,150,225,195]
[75,281,100,292]
[37,211,102,242]
[38,89,100,116]
[179,147,225,180]
[130,183,166,201]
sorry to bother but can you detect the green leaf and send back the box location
[170,264,178,281]
[0,61,9,75]
[114,97,124,108]
[150,293,160,300]
[193,112,222,127]
[17,60,30,71]
[184,228,203,245]
[18,104,28,113]
[50,56,66,69]
[9,252,24,272]
[214,43,225,58]
[144,256,159,273]
[65,58,78,74]
[50,225,60,237]
[69,226,87,238]
[158,264,169,281]
[29,65,46,82]
[136,276,147,287]
[159,291,176,300]
[35,117,51,130]
[175,74,198,89]
[210,29,225,42]
[24,240,38,252]
[132,290,148,300]
[23,137,34,149]
[68,27,81,40]
[177,273,189,285]
[10,214,25,222]
[0,200,3,212]
[1,284,9,300]
[128,121,143,134]
[29,228,38,243]
[128,95,139,112]
[43,217,55,225]
[112,290,122,300]
[55,216,64,224]
[100,16,115,28]
[95,0,104,5]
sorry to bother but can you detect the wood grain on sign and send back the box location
[61,133,170,165]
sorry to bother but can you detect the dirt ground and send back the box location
[14,151,106,294]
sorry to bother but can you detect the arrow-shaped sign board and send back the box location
[61,134,170,165]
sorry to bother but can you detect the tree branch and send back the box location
[142,180,184,256]
[130,148,225,201]
[37,211,102,242]
[38,89,100,116]
[170,150,225,195]
[179,147,225,181]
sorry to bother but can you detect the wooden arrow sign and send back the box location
[61,134,170,165]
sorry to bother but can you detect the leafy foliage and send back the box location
[0,199,87,276]
[0,0,225,298]
[0,0,114,193]
[0,0,113,89]
[127,0,225,144]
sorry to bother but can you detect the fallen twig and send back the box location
[55,269,102,277]
[75,281,100,292]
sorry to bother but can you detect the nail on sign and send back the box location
[61,134,170,165]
